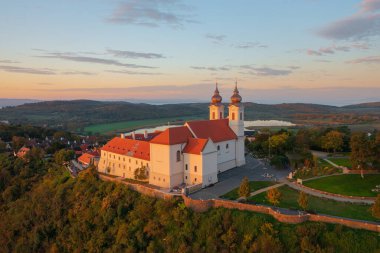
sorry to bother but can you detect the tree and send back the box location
[266,188,281,206]
[372,194,380,219]
[238,177,250,198]
[134,166,148,180]
[321,131,344,153]
[350,133,372,169]
[269,132,289,155]
[54,149,74,165]
[298,191,309,211]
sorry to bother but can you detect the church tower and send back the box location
[209,83,225,120]
[228,81,246,166]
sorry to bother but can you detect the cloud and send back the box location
[0,59,19,64]
[107,49,165,59]
[107,70,162,75]
[37,83,54,86]
[360,0,380,12]
[240,65,293,76]
[233,42,268,49]
[190,66,230,71]
[205,33,226,44]
[61,71,97,75]
[0,65,56,75]
[317,0,380,40]
[37,52,156,69]
[107,0,195,28]
[346,55,380,64]
[307,43,369,56]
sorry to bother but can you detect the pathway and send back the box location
[285,180,374,204]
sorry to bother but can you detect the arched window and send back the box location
[220,112,223,119]
[217,145,220,151]
[232,112,235,120]
[240,112,243,120]
[226,143,229,149]
[176,150,181,162]
[212,112,215,119]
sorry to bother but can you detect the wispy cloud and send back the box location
[107,49,165,59]
[61,71,97,75]
[107,0,195,28]
[346,55,380,64]
[232,42,268,49]
[0,65,56,75]
[307,43,369,56]
[107,70,162,75]
[205,33,226,44]
[190,66,230,71]
[0,59,19,64]
[37,52,156,69]
[317,0,380,40]
[240,65,293,76]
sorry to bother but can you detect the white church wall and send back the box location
[183,153,202,185]
[214,139,236,172]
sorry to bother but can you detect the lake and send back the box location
[128,120,295,134]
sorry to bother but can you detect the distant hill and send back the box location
[0,98,40,108]
[0,100,379,132]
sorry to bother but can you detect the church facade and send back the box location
[98,83,246,189]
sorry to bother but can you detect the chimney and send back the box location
[121,133,125,139]
[144,130,148,139]
[132,132,136,140]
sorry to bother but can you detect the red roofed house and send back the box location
[16,147,30,159]
[78,151,100,168]
[98,83,246,189]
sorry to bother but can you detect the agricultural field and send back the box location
[248,185,378,222]
[84,116,202,135]
[303,174,380,197]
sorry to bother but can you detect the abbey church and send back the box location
[98,83,246,189]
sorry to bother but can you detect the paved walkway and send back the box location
[285,180,375,204]
[190,155,290,200]
[248,183,285,197]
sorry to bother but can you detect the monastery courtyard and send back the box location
[190,155,291,200]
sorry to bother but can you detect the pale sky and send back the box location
[0,0,379,105]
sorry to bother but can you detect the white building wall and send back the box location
[149,144,171,188]
[201,142,218,186]
[98,150,150,179]
[209,104,224,120]
[183,153,202,185]
[214,139,236,172]
[149,143,186,189]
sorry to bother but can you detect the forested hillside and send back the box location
[0,154,379,252]
[0,100,379,132]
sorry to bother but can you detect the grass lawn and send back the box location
[248,185,378,222]
[303,174,380,197]
[221,181,278,200]
[327,157,352,168]
[84,116,201,134]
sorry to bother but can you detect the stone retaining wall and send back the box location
[99,174,380,232]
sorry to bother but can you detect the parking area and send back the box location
[190,155,291,200]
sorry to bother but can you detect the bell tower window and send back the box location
[232,112,235,120]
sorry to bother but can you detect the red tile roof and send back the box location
[78,153,96,165]
[182,138,209,155]
[125,132,161,141]
[101,137,150,161]
[150,126,193,145]
[16,147,30,158]
[186,119,237,143]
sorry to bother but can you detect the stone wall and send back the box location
[99,174,380,232]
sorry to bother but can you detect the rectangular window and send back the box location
[185,164,188,170]
[195,178,197,182]
[194,166,197,172]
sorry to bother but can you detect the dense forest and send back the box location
[0,152,379,252]
[0,100,379,132]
